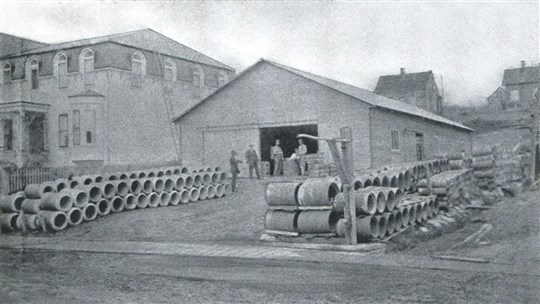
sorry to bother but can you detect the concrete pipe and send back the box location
[297,178,340,206]
[418,187,447,196]
[211,172,220,185]
[112,181,129,197]
[74,175,95,185]
[392,210,402,232]
[414,203,424,223]
[159,192,171,206]
[94,175,105,183]
[118,173,129,180]
[336,218,346,237]
[183,174,195,189]
[164,168,174,176]
[156,170,165,177]
[169,191,181,206]
[265,181,303,206]
[264,210,299,232]
[471,160,494,170]
[371,176,381,187]
[1,213,19,231]
[384,189,396,212]
[389,175,398,188]
[224,184,232,196]
[418,179,451,188]
[334,192,376,215]
[173,176,185,190]
[38,211,68,231]
[22,214,39,230]
[25,182,56,199]
[356,216,380,241]
[163,178,175,192]
[97,182,117,199]
[106,173,118,181]
[0,191,25,212]
[82,203,98,221]
[180,167,189,174]
[123,194,137,210]
[214,166,222,172]
[147,171,156,178]
[55,179,70,192]
[380,175,390,187]
[138,172,147,179]
[189,188,200,202]
[375,215,387,239]
[207,185,216,199]
[172,168,182,175]
[382,212,395,236]
[394,188,403,207]
[374,191,386,214]
[193,174,203,188]
[403,170,413,190]
[407,205,417,226]
[179,189,190,204]
[296,210,340,234]
[110,196,125,212]
[41,192,74,212]
[399,207,409,228]
[198,186,208,201]
[141,179,153,194]
[66,208,83,226]
[432,198,440,216]
[473,170,495,179]
[60,189,89,208]
[428,199,435,218]
[22,199,41,214]
[74,185,102,203]
[150,178,166,193]
[147,193,160,208]
[197,168,205,173]
[353,176,366,190]
[215,184,225,198]
[201,173,212,187]
[128,180,142,195]
[421,202,429,222]
[473,154,495,162]
[219,172,228,183]
[136,193,148,209]
[96,199,111,216]
[472,146,494,157]
[128,172,138,179]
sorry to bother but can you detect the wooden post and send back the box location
[340,127,356,245]
[531,88,539,181]
[425,164,432,196]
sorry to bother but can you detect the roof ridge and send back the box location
[0,32,48,45]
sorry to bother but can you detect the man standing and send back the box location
[245,145,261,180]
[229,150,242,192]
[271,139,284,176]
[297,138,307,175]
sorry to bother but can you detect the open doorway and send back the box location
[260,124,318,175]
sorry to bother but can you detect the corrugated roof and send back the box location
[374,70,434,99]
[2,29,233,71]
[502,66,540,86]
[174,59,473,132]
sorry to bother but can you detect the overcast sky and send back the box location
[1,1,538,105]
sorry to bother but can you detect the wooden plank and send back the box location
[265,230,299,236]
[431,255,490,264]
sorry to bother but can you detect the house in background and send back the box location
[487,61,540,111]
[0,29,235,168]
[1,33,48,57]
[374,68,444,115]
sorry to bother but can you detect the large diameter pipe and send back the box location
[211,172,220,185]
[375,191,386,214]
[265,182,303,206]
[73,175,95,185]
[375,215,387,239]
[173,176,185,190]
[399,207,410,228]
[215,184,225,198]
[356,216,380,241]
[297,179,340,206]
[41,192,74,212]
[96,182,116,199]
[147,193,160,208]
[110,196,125,212]
[224,184,232,196]
[112,181,129,197]
[189,188,200,202]
[382,212,395,236]
[202,173,212,186]
[74,185,102,203]
[60,189,89,208]
[25,182,56,199]
[408,205,417,226]
[0,191,25,212]
[192,174,203,188]
[54,179,70,192]
[415,203,424,223]
[129,180,142,195]
[206,185,216,199]
[141,179,153,194]
[38,211,68,231]
[169,191,181,206]
[219,172,228,184]
[384,189,396,212]
[184,175,195,189]
[159,192,171,206]
[392,210,402,232]
[1,213,19,231]
[164,178,175,192]
[82,203,98,221]
[123,194,137,210]
[66,208,83,226]
[333,192,376,215]
[198,186,208,200]
[136,194,148,209]
[96,199,111,216]
[21,199,41,214]
[150,178,166,193]
[179,189,190,204]
[296,210,339,234]
[264,210,299,232]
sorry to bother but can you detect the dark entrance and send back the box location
[260,124,318,175]
[415,133,424,161]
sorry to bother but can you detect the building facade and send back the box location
[0,29,235,168]
[174,60,472,173]
[374,68,444,115]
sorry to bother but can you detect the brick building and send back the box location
[173,60,472,173]
[374,68,444,115]
[0,29,235,168]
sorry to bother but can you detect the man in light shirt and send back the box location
[270,139,283,176]
[297,138,307,175]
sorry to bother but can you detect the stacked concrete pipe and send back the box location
[66,208,83,226]
[82,203,98,221]
[0,192,25,213]
[37,211,68,231]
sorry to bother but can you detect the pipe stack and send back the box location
[417,168,478,209]
[471,145,497,190]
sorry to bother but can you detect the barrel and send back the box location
[265,181,303,206]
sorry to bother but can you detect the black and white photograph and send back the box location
[0,1,539,303]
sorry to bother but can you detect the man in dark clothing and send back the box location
[229,150,242,192]
[245,144,261,180]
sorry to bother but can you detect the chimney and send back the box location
[400,68,406,75]
[521,60,526,68]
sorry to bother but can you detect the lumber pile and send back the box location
[0,166,231,233]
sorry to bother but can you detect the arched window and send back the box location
[79,48,94,73]
[54,52,68,76]
[132,51,146,75]
[164,59,176,81]
[218,71,228,87]
[192,65,204,87]
[26,57,39,89]
[2,62,11,83]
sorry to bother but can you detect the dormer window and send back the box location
[27,57,39,89]
[164,59,176,81]
[218,71,228,87]
[80,48,95,85]
[131,51,146,88]
[193,65,204,87]
[2,62,11,84]
[54,52,68,88]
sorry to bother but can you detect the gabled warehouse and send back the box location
[173,59,473,173]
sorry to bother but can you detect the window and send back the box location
[73,110,80,146]
[192,65,204,87]
[2,62,11,83]
[86,131,92,144]
[391,130,400,151]
[164,59,176,81]
[131,51,146,88]
[80,48,95,85]
[54,53,68,88]
[3,120,13,151]
[27,58,39,89]
[59,114,69,147]
[218,71,228,87]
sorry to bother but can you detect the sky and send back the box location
[1,1,538,105]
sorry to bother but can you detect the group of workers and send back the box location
[229,138,308,192]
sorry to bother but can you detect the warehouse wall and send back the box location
[369,107,473,168]
[177,62,373,171]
